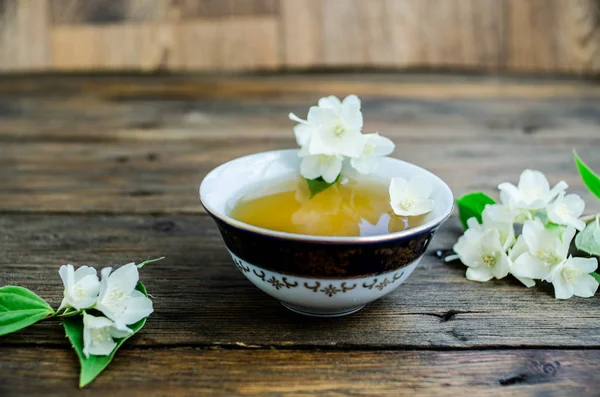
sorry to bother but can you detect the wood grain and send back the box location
[1,213,599,348]
[0,0,49,72]
[1,73,599,394]
[1,348,599,396]
[507,0,600,73]
[1,0,600,73]
[170,0,280,19]
[280,0,323,68]
[0,75,599,214]
[385,0,505,69]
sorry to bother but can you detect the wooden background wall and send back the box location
[1,0,600,74]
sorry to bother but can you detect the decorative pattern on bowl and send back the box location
[229,251,422,317]
[200,149,454,317]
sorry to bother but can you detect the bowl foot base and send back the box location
[281,302,366,317]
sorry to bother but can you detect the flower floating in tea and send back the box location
[389,176,435,217]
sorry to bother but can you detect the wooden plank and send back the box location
[2,74,600,100]
[1,213,599,348]
[506,0,600,73]
[321,0,363,66]
[1,135,599,214]
[50,17,279,71]
[168,0,279,19]
[50,25,101,70]
[176,17,280,71]
[385,0,505,69]
[283,0,505,69]
[280,0,323,68]
[0,75,599,214]
[50,23,177,71]
[0,0,50,72]
[1,347,599,396]
[50,0,166,25]
[0,0,599,73]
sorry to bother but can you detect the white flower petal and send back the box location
[566,257,598,274]
[563,193,585,216]
[483,204,516,226]
[293,124,313,147]
[466,267,494,282]
[453,235,482,268]
[396,199,434,216]
[559,226,576,258]
[108,263,140,295]
[466,217,483,232]
[317,95,342,110]
[566,216,586,232]
[334,129,365,158]
[321,156,342,183]
[307,106,335,127]
[547,192,586,231]
[407,176,432,199]
[515,275,536,288]
[59,264,100,310]
[548,180,568,202]
[572,274,599,298]
[300,155,322,180]
[521,218,545,252]
[59,264,75,290]
[519,169,550,194]
[552,276,574,300]
[370,134,395,156]
[350,155,378,175]
[492,254,511,279]
[513,253,552,280]
[389,177,408,200]
[83,313,118,358]
[73,266,98,283]
[498,183,520,206]
[110,326,133,339]
[115,293,153,326]
[508,236,528,262]
[340,105,363,131]
[70,275,101,309]
[480,229,503,253]
[84,337,116,358]
[298,144,311,157]
[342,94,360,108]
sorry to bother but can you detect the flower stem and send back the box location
[57,308,81,318]
[137,256,165,269]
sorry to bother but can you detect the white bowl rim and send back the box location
[199,149,454,243]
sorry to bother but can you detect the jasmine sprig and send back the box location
[451,166,599,299]
[0,257,163,387]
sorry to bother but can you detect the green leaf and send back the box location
[591,272,600,283]
[575,220,600,256]
[456,192,496,229]
[137,256,165,269]
[545,222,565,237]
[63,283,149,388]
[574,151,600,200]
[305,174,340,198]
[0,286,54,336]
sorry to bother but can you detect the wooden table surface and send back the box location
[1,73,600,396]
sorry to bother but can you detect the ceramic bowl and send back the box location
[200,149,454,317]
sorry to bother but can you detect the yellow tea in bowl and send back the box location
[230,177,426,237]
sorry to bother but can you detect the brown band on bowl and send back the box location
[212,216,435,279]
